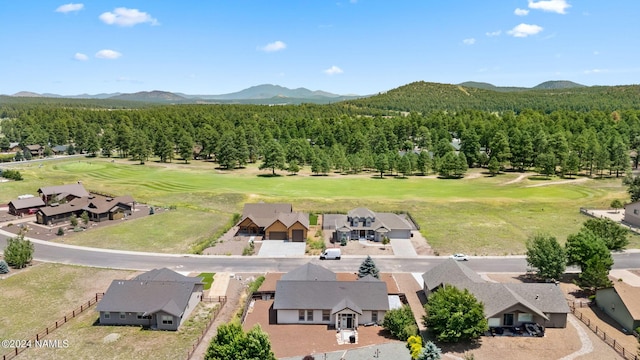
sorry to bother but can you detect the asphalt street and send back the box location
[1,232,638,273]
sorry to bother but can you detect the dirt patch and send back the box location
[526,177,589,188]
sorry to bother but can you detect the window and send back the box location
[518,313,533,323]
[488,317,500,327]
[306,310,314,321]
[299,310,305,321]
[371,311,378,323]
[104,312,110,319]
[503,313,514,326]
[322,310,330,322]
[119,312,126,319]
[161,315,173,325]
[137,313,145,320]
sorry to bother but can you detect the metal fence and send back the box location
[569,301,639,360]
[1,293,104,360]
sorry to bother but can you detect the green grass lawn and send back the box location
[2,158,637,254]
[198,272,214,290]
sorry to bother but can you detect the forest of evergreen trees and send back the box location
[2,83,640,178]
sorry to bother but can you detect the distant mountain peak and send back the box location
[13,91,42,97]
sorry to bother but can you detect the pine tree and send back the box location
[358,255,380,279]
[0,260,9,274]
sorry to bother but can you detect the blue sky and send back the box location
[1,0,639,95]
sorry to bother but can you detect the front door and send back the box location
[340,314,354,329]
[359,230,365,239]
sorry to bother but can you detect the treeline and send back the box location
[1,101,640,178]
[346,82,640,113]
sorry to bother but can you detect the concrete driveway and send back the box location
[390,239,417,257]
[257,240,306,257]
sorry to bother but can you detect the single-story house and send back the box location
[323,207,415,242]
[38,183,90,204]
[236,203,309,241]
[623,201,640,228]
[96,268,204,331]
[6,142,21,153]
[595,280,640,332]
[422,260,569,328]
[8,197,45,216]
[273,263,390,329]
[35,194,134,225]
[51,145,68,155]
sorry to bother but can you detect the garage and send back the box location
[292,230,304,242]
[268,231,287,240]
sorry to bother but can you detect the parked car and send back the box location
[320,248,341,260]
[450,253,469,261]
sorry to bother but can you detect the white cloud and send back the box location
[486,30,501,37]
[99,8,158,27]
[55,3,83,13]
[95,49,122,59]
[528,0,571,14]
[463,38,476,45]
[259,41,287,52]
[324,65,343,75]
[514,8,530,16]
[507,23,543,37]
[73,53,88,61]
[584,68,607,74]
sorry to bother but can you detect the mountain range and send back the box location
[8,80,588,104]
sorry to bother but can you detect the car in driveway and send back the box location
[450,253,469,261]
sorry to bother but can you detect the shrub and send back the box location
[4,233,34,269]
[0,260,9,274]
[1,169,23,181]
[56,227,64,236]
[382,305,418,341]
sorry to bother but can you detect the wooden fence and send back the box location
[569,301,639,360]
[185,296,227,360]
[1,293,104,360]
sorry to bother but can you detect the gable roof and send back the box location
[274,280,389,312]
[280,263,336,281]
[422,261,569,318]
[422,260,484,291]
[609,281,640,320]
[241,203,293,227]
[9,197,45,210]
[348,207,376,219]
[38,183,89,198]
[134,268,202,284]
[96,268,203,317]
[274,263,388,312]
[265,212,310,230]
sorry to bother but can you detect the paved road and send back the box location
[1,231,639,273]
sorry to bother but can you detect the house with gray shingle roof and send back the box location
[96,268,204,331]
[273,263,389,329]
[323,207,415,242]
[38,183,90,203]
[236,203,309,241]
[422,260,569,328]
